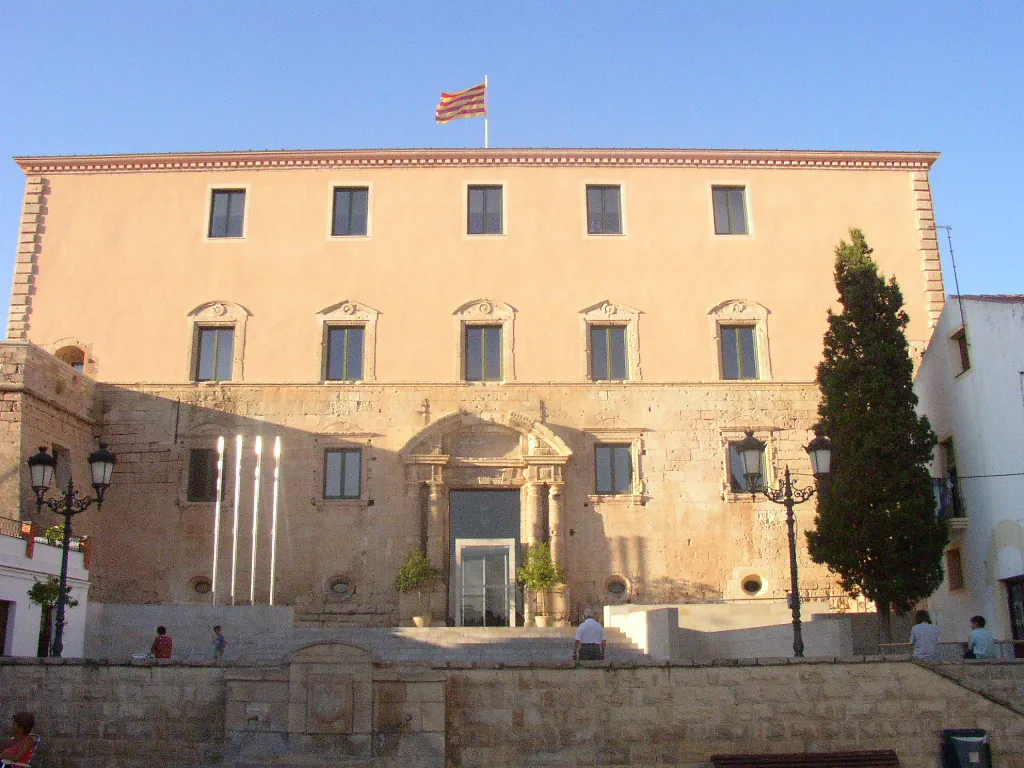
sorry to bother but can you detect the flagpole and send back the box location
[484,75,489,149]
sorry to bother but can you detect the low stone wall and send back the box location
[4,655,1024,768]
[445,659,1024,768]
[0,658,225,768]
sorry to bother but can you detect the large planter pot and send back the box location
[412,615,432,628]
[534,615,551,628]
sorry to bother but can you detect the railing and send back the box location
[0,515,22,539]
[933,477,965,520]
[0,515,86,552]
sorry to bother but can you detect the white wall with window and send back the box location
[915,295,1024,655]
[0,528,89,657]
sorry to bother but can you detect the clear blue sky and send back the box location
[1,1,1021,330]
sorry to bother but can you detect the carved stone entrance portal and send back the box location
[400,411,572,625]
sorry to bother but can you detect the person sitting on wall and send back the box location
[965,615,998,659]
[0,712,37,765]
[150,626,173,660]
[910,609,939,660]
[573,608,607,661]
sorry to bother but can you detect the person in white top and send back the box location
[574,608,606,660]
[910,609,939,660]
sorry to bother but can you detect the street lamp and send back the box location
[27,444,116,657]
[733,431,832,657]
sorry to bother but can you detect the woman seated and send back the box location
[0,712,37,765]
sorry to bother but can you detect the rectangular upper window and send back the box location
[324,448,361,499]
[951,328,971,375]
[332,187,369,237]
[208,190,246,238]
[720,325,758,380]
[728,441,763,493]
[586,185,622,235]
[595,444,632,495]
[187,448,220,502]
[325,326,365,381]
[712,186,748,235]
[194,326,235,382]
[464,325,502,381]
[590,325,628,381]
[468,185,503,235]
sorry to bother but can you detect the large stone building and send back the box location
[2,147,945,630]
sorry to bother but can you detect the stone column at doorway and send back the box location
[549,482,568,621]
[524,481,546,546]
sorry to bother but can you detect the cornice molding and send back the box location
[15,147,940,175]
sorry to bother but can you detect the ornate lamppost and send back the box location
[27,444,116,657]
[733,431,832,657]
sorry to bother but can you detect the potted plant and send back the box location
[517,542,565,627]
[395,549,442,627]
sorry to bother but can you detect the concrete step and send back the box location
[201,626,647,666]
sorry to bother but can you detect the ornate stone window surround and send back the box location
[579,300,642,382]
[721,427,776,502]
[463,180,508,240]
[326,180,373,240]
[586,427,646,505]
[317,300,380,382]
[311,435,373,508]
[203,183,251,242]
[582,180,628,237]
[453,299,516,382]
[707,180,754,239]
[708,299,772,381]
[187,300,250,382]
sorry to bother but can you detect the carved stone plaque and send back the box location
[305,673,354,734]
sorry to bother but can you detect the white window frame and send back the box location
[317,300,380,382]
[583,182,627,237]
[204,184,251,242]
[453,299,516,382]
[187,301,251,382]
[464,182,508,239]
[708,182,754,239]
[708,299,772,381]
[579,300,642,381]
[327,182,374,240]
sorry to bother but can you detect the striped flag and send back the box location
[436,82,487,124]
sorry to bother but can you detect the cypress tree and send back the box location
[807,228,947,644]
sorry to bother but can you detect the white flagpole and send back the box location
[269,437,282,606]
[211,436,225,605]
[484,75,489,149]
[250,436,264,604]
[230,435,243,605]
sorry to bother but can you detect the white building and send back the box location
[0,519,90,657]
[914,295,1024,655]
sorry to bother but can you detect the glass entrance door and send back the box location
[456,539,516,627]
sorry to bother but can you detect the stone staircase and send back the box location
[216,625,646,666]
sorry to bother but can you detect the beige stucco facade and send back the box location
[4,148,944,625]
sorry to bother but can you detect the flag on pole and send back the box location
[435,82,487,124]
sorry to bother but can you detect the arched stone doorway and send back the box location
[399,411,571,626]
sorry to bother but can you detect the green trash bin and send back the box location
[942,729,991,768]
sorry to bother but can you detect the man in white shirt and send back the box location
[910,610,939,660]
[574,608,606,660]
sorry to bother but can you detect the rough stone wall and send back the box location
[444,660,1024,768]
[0,342,97,522]
[0,658,225,768]
[4,658,1024,768]
[86,380,833,619]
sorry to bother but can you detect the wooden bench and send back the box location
[710,749,900,768]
